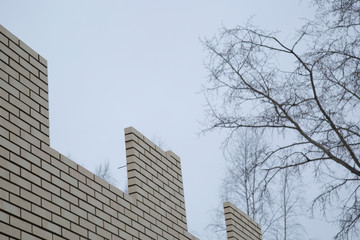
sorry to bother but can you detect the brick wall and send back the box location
[0,24,262,240]
[224,202,262,240]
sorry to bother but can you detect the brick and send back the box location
[32,202,52,220]
[51,157,68,173]
[32,184,51,200]
[0,221,20,239]
[11,172,31,190]
[1,77,20,99]
[18,40,37,58]
[52,213,70,229]
[39,55,47,67]
[0,210,9,223]
[88,213,104,227]
[80,218,96,232]
[0,42,18,62]
[10,113,31,132]
[60,171,78,187]
[86,178,102,193]
[61,208,79,223]
[104,221,118,234]
[69,168,86,183]
[40,105,48,117]
[32,162,50,179]
[30,108,48,126]
[0,69,8,82]
[21,232,42,240]
[0,145,9,159]
[0,32,8,45]
[103,204,117,218]
[0,186,9,201]
[95,191,110,205]
[19,75,39,93]
[0,165,9,180]
[70,186,86,200]
[0,50,9,63]
[9,41,28,60]
[52,193,70,210]
[87,195,102,209]
[21,148,41,166]
[96,226,112,239]
[60,154,77,169]
[42,219,61,235]
[10,132,31,151]
[79,199,95,214]
[30,56,47,75]
[30,145,50,162]
[30,90,48,109]
[32,226,52,239]
[20,188,41,205]
[0,155,20,174]
[9,58,29,78]
[40,123,49,136]
[21,129,41,148]
[70,204,87,219]
[10,96,30,115]
[21,209,41,226]
[21,168,41,186]
[9,76,29,96]
[0,97,19,117]
[95,208,111,222]
[94,174,110,189]
[52,175,70,191]
[31,126,49,144]
[0,199,20,216]
[71,222,88,237]
[0,175,19,195]
[78,164,94,179]
[19,111,39,129]
[42,143,59,159]
[42,160,59,176]
[10,215,32,232]
[39,72,47,83]
[0,87,8,100]
[61,189,78,205]
[0,59,19,79]
[19,58,38,76]
[79,181,95,197]
[62,228,80,240]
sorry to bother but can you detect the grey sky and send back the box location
[0,0,335,239]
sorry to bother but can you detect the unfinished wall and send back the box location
[0,24,262,240]
[224,202,262,240]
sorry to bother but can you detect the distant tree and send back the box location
[270,169,305,240]
[218,129,304,240]
[95,161,116,184]
[203,1,360,238]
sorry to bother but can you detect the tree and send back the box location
[94,160,116,184]
[269,169,305,240]
[219,129,304,240]
[203,0,360,238]
[221,129,271,231]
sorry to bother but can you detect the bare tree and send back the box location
[202,0,360,238]
[270,169,305,240]
[221,129,271,229]
[219,129,304,240]
[95,160,116,184]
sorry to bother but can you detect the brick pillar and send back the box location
[125,127,188,238]
[224,202,262,240]
[1,24,50,157]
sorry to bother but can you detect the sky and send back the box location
[0,0,336,239]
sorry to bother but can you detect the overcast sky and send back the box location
[0,1,336,239]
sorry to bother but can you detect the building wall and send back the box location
[0,24,262,240]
